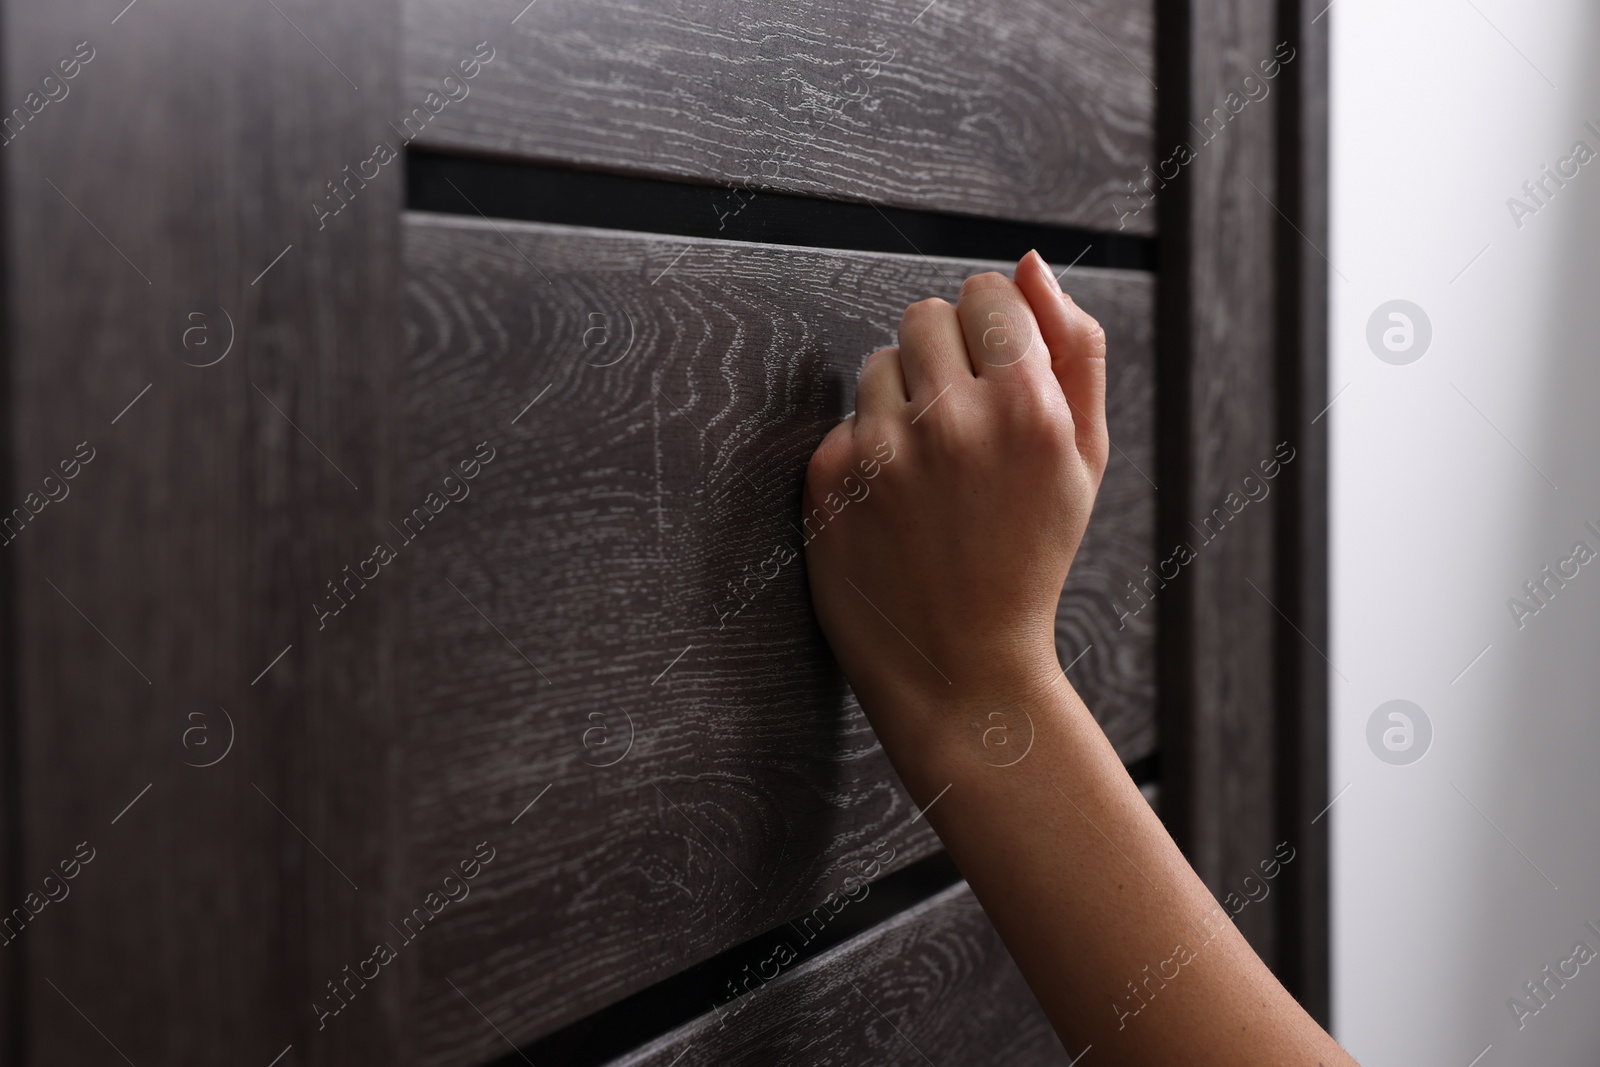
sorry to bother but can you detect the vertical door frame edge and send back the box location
[1155,0,1332,1021]
[1275,0,1332,1024]
[0,1,22,1057]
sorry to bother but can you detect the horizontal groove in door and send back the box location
[599,879,1067,1066]
[407,150,1157,271]
[497,757,1158,1066]
[489,851,964,1067]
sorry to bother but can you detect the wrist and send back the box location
[853,645,1081,772]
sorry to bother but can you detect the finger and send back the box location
[854,346,908,424]
[805,418,855,503]
[1014,250,1108,472]
[897,297,973,397]
[954,272,1051,381]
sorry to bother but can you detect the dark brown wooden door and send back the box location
[0,1,1326,1064]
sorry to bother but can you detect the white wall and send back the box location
[1331,1,1600,1064]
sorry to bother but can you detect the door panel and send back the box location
[6,0,407,1063]
[399,0,1156,232]
[400,214,1154,1063]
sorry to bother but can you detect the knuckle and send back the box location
[1086,429,1111,475]
[856,348,904,410]
[1015,390,1068,444]
[1079,315,1108,355]
[1040,408,1079,459]
[1021,386,1060,429]
[806,423,852,486]
[862,345,898,372]
[902,297,951,325]
[960,271,1009,294]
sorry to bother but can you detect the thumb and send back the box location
[1013,250,1109,476]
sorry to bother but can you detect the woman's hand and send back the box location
[801,250,1109,744]
[800,252,1358,1067]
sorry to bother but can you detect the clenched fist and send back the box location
[801,250,1109,753]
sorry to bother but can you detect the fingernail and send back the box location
[1032,249,1063,295]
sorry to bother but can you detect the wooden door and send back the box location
[0,0,1328,1063]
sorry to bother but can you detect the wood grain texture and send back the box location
[399,215,1155,1064]
[605,880,1070,1067]
[400,0,1156,233]
[1156,0,1285,962]
[4,1,406,1064]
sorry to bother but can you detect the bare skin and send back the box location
[802,251,1356,1065]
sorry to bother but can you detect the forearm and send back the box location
[865,673,1353,1066]
[803,253,1353,1063]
